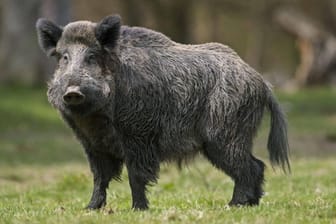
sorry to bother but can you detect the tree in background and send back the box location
[275,2,336,87]
[0,0,71,86]
[0,0,336,87]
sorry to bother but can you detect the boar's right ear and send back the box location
[95,15,121,49]
[36,18,63,56]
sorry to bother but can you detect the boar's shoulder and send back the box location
[119,26,175,48]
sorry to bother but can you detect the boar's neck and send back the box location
[61,111,122,156]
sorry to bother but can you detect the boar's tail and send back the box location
[266,90,290,173]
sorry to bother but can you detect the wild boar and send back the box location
[36,15,290,210]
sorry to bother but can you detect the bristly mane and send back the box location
[119,26,175,48]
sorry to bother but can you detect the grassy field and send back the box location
[0,86,335,223]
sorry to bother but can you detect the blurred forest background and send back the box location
[0,1,336,222]
[1,0,336,88]
[0,0,335,160]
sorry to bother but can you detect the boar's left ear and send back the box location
[36,18,63,57]
[95,15,121,49]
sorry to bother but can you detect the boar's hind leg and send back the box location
[228,155,265,206]
[202,141,265,206]
[86,152,123,209]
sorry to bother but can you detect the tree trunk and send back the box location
[146,0,192,43]
[274,7,336,87]
[245,0,267,70]
[120,0,144,26]
[0,0,71,86]
[0,0,43,85]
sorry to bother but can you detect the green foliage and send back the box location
[278,88,336,133]
[0,87,335,223]
[0,86,85,165]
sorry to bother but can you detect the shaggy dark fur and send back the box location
[36,15,290,210]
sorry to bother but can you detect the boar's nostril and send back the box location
[63,86,85,105]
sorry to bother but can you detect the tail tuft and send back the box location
[267,93,290,173]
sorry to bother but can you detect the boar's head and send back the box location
[36,15,121,116]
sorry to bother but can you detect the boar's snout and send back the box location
[63,86,85,105]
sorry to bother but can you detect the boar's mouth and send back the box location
[65,101,94,115]
[62,92,110,117]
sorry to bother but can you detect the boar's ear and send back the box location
[36,18,63,56]
[95,15,121,49]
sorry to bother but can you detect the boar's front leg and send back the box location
[125,141,159,210]
[86,151,123,209]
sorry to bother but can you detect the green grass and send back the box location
[0,86,336,223]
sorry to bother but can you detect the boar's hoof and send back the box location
[132,202,149,211]
[228,198,259,207]
[86,199,106,210]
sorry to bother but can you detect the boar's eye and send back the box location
[61,53,69,64]
[86,53,97,65]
